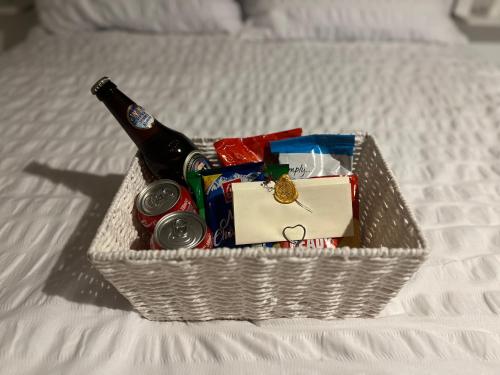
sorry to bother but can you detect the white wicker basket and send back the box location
[88,133,428,321]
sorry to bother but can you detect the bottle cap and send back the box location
[91,77,113,95]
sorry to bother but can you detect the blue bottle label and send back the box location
[127,104,154,130]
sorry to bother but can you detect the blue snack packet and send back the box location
[201,162,265,248]
[269,134,355,179]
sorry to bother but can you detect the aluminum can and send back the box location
[150,211,213,249]
[135,179,197,232]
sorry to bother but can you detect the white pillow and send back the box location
[241,0,467,43]
[36,0,242,34]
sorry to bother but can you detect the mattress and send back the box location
[1,30,500,374]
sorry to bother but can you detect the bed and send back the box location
[1,0,500,374]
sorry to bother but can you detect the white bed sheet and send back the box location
[1,31,500,374]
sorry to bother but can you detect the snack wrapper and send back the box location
[201,163,265,248]
[265,164,290,181]
[186,171,206,221]
[270,134,355,179]
[214,128,302,167]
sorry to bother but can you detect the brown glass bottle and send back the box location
[91,77,212,183]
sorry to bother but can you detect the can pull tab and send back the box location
[171,218,189,239]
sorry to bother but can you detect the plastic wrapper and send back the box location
[269,134,355,179]
[201,163,265,248]
[265,164,289,181]
[186,171,206,221]
[213,128,302,167]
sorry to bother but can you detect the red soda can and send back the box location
[150,211,213,250]
[135,179,197,233]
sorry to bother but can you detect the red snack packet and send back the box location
[214,128,303,167]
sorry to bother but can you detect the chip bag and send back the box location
[270,134,355,179]
[214,128,302,167]
[201,163,265,248]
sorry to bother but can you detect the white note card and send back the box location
[232,177,353,245]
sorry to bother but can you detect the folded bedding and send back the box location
[36,0,243,34]
[36,0,466,44]
[240,0,467,43]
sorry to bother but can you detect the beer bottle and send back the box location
[91,77,212,183]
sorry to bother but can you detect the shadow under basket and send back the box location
[88,133,428,321]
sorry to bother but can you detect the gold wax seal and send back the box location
[274,175,298,204]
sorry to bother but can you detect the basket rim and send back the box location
[88,246,429,262]
[88,131,429,262]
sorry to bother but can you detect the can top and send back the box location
[136,180,181,216]
[154,212,206,249]
[91,76,114,95]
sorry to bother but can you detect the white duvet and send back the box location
[1,31,500,374]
